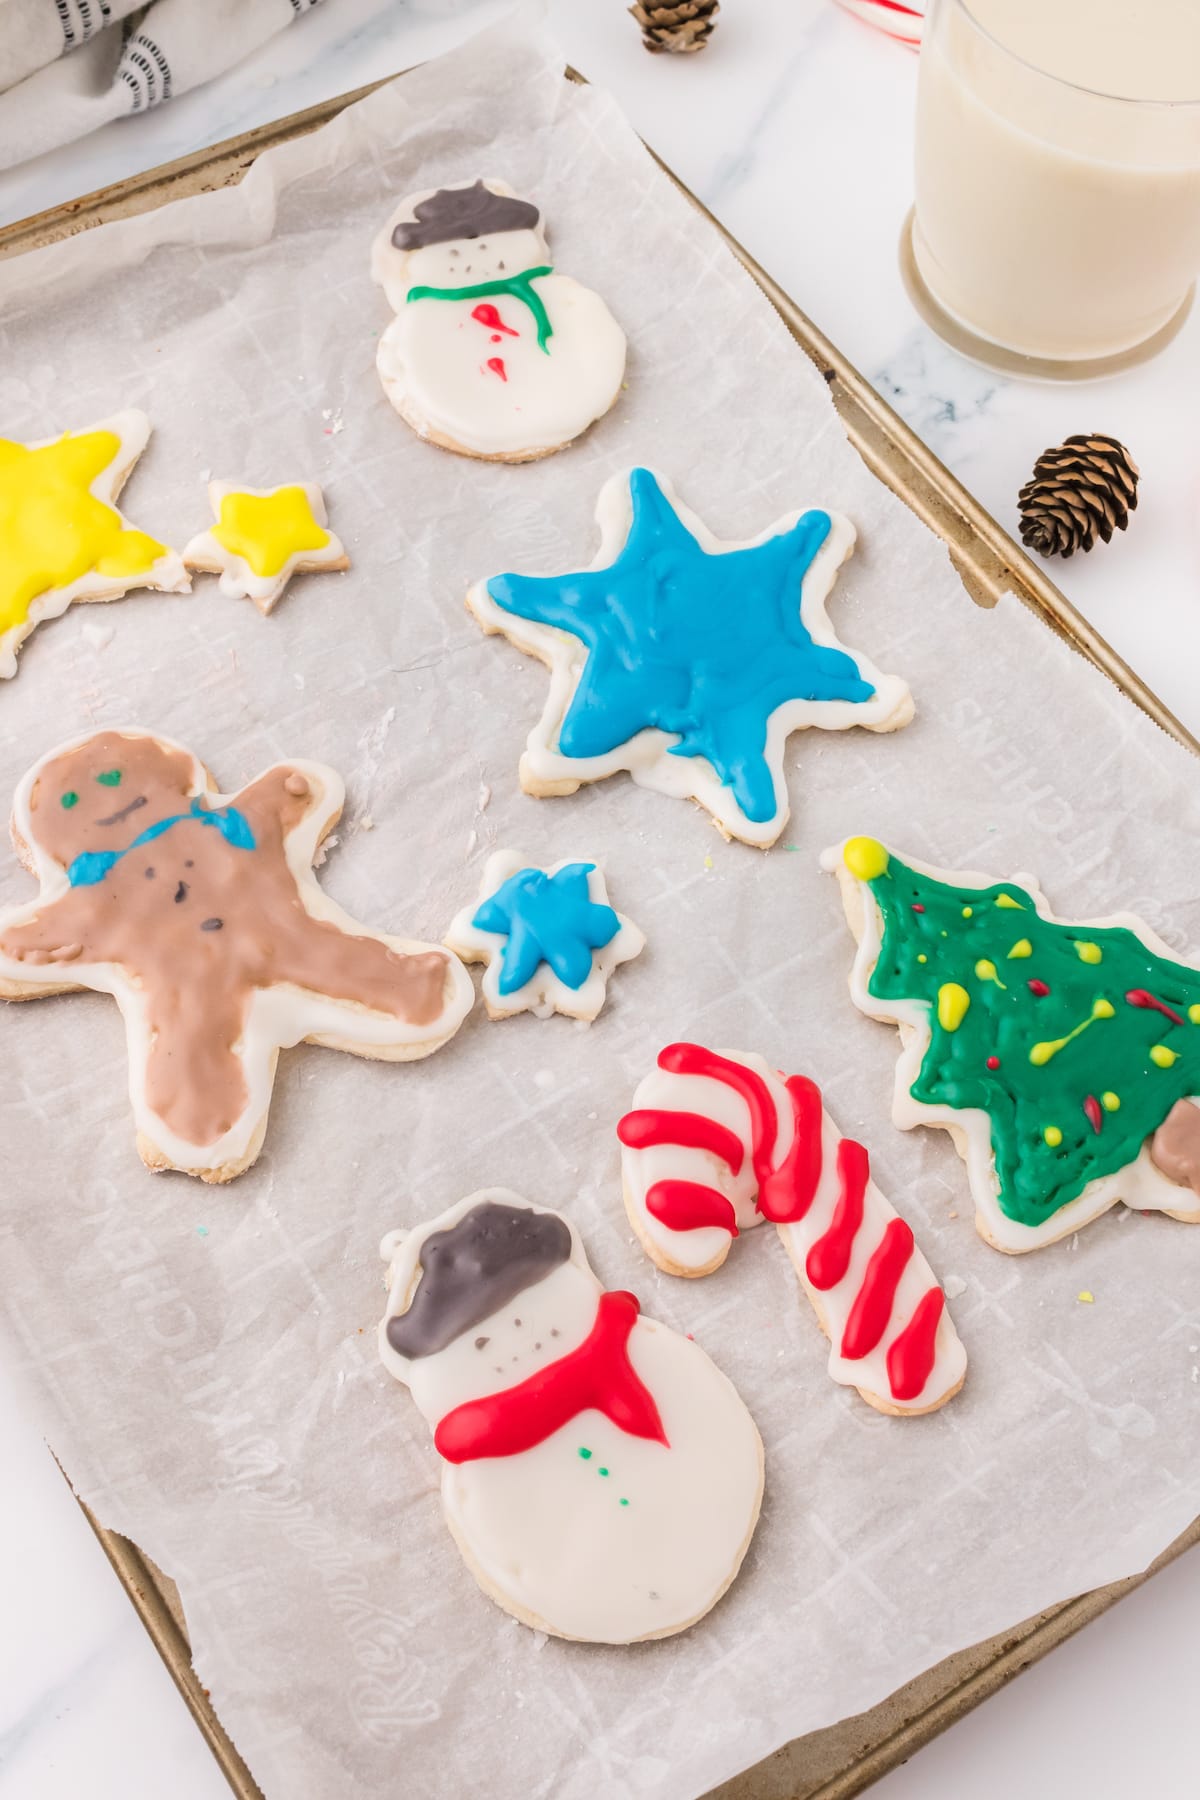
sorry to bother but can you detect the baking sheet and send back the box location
[1,15,1199,1800]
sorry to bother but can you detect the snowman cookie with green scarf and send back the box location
[371,178,627,462]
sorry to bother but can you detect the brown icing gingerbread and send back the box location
[0,728,474,1181]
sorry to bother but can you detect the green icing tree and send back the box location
[843,836,1200,1229]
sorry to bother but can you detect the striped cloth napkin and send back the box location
[0,0,327,171]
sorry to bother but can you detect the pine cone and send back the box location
[1017,434,1139,560]
[630,0,720,54]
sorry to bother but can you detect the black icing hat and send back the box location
[386,1201,571,1360]
[391,180,541,251]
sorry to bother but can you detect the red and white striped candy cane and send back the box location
[618,1043,966,1415]
[835,0,924,49]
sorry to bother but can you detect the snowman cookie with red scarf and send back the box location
[370,178,626,462]
[379,1191,763,1643]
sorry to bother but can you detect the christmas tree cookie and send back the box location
[826,835,1200,1252]
[183,479,348,614]
[445,850,645,1020]
[379,1190,763,1642]
[468,467,913,848]
[371,178,626,462]
[0,729,474,1181]
[619,1043,966,1415]
[0,411,188,678]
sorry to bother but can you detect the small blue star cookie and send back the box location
[445,850,645,1020]
[467,468,913,848]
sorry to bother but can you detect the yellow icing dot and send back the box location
[1074,942,1102,964]
[842,835,889,881]
[211,485,330,579]
[1093,998,1115,1019]
[1101,1091,1120,1111]
[0,430,165,633]
[994,893,1024,910]
[1077,1290,1094,1304]
[975,958,1006,989]
[937,982,971,1031]
[961,906,974,918]
[1150,1045,1178,1068]
[1007,938,1033,959]
[917,953,927,963]
[1190,1005,1200,1024]
[1043,1126,1063,1147]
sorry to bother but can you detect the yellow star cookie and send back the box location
[183,480,349,615]
[0,409,188,680]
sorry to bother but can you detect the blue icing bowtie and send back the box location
[486,467,876,826]
[67,797,256,888]
[473,863,619,996]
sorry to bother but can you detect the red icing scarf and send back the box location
[434,1289,669,1464]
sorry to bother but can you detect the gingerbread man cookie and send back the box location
[370,178,626,462]
[379,1190,763,1643]
[0,730,474,1181]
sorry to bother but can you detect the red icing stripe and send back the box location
[805,1137,869,1290]
[646,1179,738,1237]
[435,1290,668,1463]
[758,1074,826,1224]
[885,1287,944,1402]
[658,1043,778,1189]
[616,1107,745,1174]
[840,1217,914,1360]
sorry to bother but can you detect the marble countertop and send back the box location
[1,3,1196,1797]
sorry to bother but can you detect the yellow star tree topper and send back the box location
[0,410,189,679]
[183,479,349,615]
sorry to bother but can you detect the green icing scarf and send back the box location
[405,266,554,353]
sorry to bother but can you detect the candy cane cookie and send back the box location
[618,1043,967,1416]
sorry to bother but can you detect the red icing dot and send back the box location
[986,1055,1000,1070]
[1083,1094,1103,1134]
[1028,979,1050,997]
[485,356,507,381]
[911,903,926,913]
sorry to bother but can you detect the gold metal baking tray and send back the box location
[10,63,1198,1800]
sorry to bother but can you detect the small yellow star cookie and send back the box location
[0,409,188,680]
[183,480,349,615]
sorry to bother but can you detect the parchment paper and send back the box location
[1,16,1199,1800]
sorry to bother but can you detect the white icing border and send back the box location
[0,727,474,1180]
[182,479,348,614]
[0,410,190,680]
[444,849,644,1021]
[823,837,1200,1253]
[467,468,914,848]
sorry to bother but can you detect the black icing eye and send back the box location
[96,769,122,788]
[61,790,78,810]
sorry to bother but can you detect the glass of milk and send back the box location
[908,0,1200,373]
